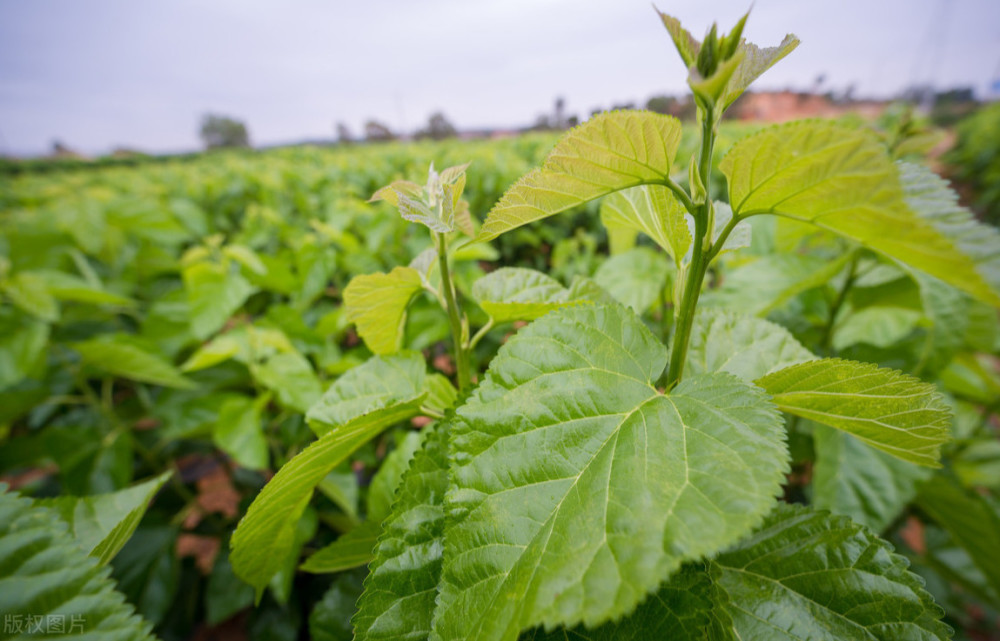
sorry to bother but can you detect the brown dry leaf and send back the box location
[899,516,926,555]
[176,533,220,574]
[433,354,455,375]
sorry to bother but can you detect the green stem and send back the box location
[469,318,494,351]
[663,177,697,215]
[435,232,472,391]
[819,253,860,355]
[665,107,716,390]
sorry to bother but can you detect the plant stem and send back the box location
[819,252,859,355]
[665,107,716,389]
[435,232,472,391]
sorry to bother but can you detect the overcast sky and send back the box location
[1,0,998,156]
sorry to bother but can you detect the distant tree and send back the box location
[364,120,396,142]
[415,112,458,140]
[200,114,250,149]
[336,122,354,144]
[645,95,676,115]
[554,97,566,129]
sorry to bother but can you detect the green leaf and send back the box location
[344,267,425,355]
[354,420,452,641]
[183,261,257,339]
[2,271,59,321]
[479,111,682,241]
[111,525,179,626]
[233,353,429,597]
[0,487,156,640]
[367,430,423,522]
[214,394,270,469]
[311,572,365,641]
[599,185,691,264]
[206,548,255,625]
[300,520,380,574]
[757,358,950,466]
[0,314,48,389]
[705,252,853,316]
[812,425,931,532]
[685,310,815,382]
[898,161,1000,304]
[520,564,723,640]
[432,304,788,640]
[306,352,428,436]
[720,121,1000,306]
[592,247,672,313]
[230,411,390,598]
[711,503,951,640]
[918,475,1000,600]
[34,471,172,566]
[472,268,582,323]
[302,431,423,575]
[250,351,322,413]
[73,338,196,389]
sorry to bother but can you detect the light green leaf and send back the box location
[34,269,135,307]
[2,271,59,322]
[432,304,787,641]
[250,351,322,413]
[711,503,950,640]
[720,121,1000,306]
[354,420,452,641]
[710,201,752,258]
[686,310,815,382]
[223,244,268,275]
[180,333,244,371]
[183,261,257,340]
[73,338,196,389]
[592,247,672,313]
[716,35,799,112]
[214,394,270,470]
[655,10,799,113]
[0,487,156,640]
[918,475,1000,600]
[479,111,682,242]
[300,520,380,574]
[306,352,427,436]
[898,161,1000,304]
[472,268,581,323]
[344,267,425,355]
[35,471,172,565]
[757,358,951,467]
[812,425,930,532]
[657,11,699,67]
[833,306,922,351]
[599,185,691,264]
[423,373,459,415]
